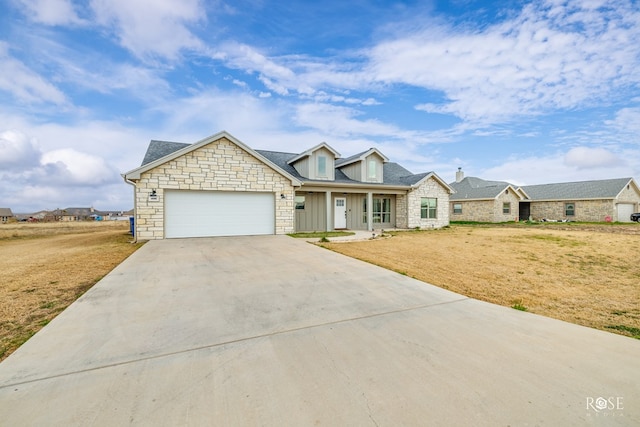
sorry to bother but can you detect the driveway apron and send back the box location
[0,235,638,426]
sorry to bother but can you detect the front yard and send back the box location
[322,223,640,339]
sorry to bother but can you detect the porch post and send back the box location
[326,191,332,231]
[367,192,373,231]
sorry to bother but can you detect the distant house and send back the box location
[448,169,528,222]
[51,207,99,221]
[0,208,14,223]
[521,178,640,222]
[449,170,640,223]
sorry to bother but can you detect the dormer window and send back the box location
[318,155,327,177]
[368,159,377,180]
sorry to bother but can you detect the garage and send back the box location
[617,203,635,222]
[165,190,275,238]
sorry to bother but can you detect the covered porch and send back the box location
[294,188,406,232]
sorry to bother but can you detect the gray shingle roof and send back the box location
[0,208,14,217]
[449,177,512,200]
[138,139,432,188]
[521,178,633,200]
[141,140,190,166]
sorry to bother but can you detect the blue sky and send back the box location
[1,0,639,212]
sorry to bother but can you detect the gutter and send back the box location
[122,174,138,243]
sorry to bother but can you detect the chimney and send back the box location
[456,167,464,183]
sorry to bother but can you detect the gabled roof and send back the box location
[257,149,452,191]
[335,148,390,167]
[286,142,341,165]
[521,178,637,201]
[0,208,14,217]
[449,176,520,200]
[123,131,302,186]
[126,132,453,192]
[141,140,190,166]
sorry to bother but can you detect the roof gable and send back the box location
[123,131,301,186]
[449,176,516,200]
[335,148,389,168]
[286,142,340,165]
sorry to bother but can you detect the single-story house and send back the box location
[521,178,640,222]
[448,169,528,222]
[0,208,14,223]
[449,169,640,223]
[51,207,100,222]
[122,131,454,240]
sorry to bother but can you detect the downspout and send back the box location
[122,175,138,243]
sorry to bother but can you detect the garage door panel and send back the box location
[617,203,634,222]
[165,191,274,238]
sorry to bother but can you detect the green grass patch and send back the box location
[605,325,640,339]
[288,231,355,238]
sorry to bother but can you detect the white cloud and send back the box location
[605,107,640,135]
[16,0,85,26]
[481,148,635,186]
[0,130,41,171]
[0,42,67,105]
[366,0,640,124]
[41,148,118,185]
[564,146,622,169]
[90,0,205,59]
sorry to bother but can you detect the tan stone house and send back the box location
[521,178,640,222]
[449,169,640,223]
[122,131,454,240]
[448,169,527,222]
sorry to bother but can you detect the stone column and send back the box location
[326,191,332,231]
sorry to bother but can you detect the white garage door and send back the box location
[165,191,275,238]
[617,203,635,222]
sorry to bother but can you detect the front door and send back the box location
[334,197,347,229]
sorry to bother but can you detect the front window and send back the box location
[503,202,511,214]
[453,203,462,214]
[295,195,305,210]
[565,202,575,216]
[317,156,327,177]
[421,198,437,219]
[363,197,392,223]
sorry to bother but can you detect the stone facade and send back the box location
[530,199,613,222]
[450,189,520,222]
[134,137,295,240]
[407,176,450,229]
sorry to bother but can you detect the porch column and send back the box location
[326,191,332,231]
[367,191,373,231]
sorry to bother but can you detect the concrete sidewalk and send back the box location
[0,236,638,426]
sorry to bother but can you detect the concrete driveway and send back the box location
[0,236,638,426]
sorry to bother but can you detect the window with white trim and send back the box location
[317,156,327,177]
[421,198,437,219]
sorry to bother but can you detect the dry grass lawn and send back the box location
[0,221,143,361]
[322,223,640,339]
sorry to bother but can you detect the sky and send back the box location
[1,0,639,212]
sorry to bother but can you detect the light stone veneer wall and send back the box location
[450,190,520,222]
[135,137,295,240]
[530,199,612,222]
[406,176,450,229]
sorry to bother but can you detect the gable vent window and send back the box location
[368,159,377,179]
[317,156,327,177]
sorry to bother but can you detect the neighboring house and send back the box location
[51,207,99,221]
[448,169,527,222]
[521,178,640,222]
[122,131,454,240]
[0,208,14,223]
